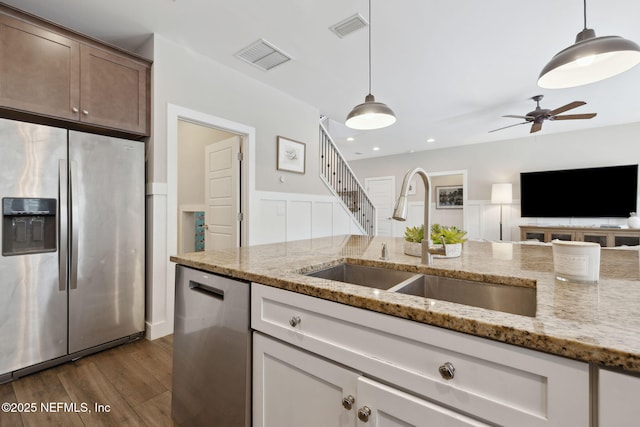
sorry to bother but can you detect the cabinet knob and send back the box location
[357,406,371,422]
[289,316,301,327]
[438,362,455,380]
[82,110,89,115]
[341,395,355,410]
[72,107,79,113]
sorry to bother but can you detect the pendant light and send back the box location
[345,0,396,130]
[538,0,640,89]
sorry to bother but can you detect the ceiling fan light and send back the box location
[538,30,640,89]
[345,94,397,130]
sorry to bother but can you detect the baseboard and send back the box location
[145,320,173,340]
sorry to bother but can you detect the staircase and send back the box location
[319,122,376,236]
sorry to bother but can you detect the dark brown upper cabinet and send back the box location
[0,10,150,136]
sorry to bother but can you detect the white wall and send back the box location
[146,34,340,339]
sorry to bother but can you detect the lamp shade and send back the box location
[538,28,640,89]
[491,183,513,204]
[345,94,397,130]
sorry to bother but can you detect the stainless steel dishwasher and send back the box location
[172,265,251,427]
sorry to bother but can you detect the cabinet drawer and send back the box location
[252,283,589,427]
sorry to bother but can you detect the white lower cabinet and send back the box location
[598,368,640,426]
[253,332,358,427]
[252,283,590,426]
[254,333,488,427]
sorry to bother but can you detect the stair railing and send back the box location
[319,122,376,236]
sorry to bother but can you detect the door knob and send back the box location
[357,406,371,422]
[341,395,355,410]
[438,362,455,380]
[289,316,301,327]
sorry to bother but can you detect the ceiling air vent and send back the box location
[329,13,368,38]
[235,39,291,71]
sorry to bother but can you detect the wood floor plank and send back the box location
[0,382,24,427]
[11,367,84,427]
[2,337,176,427]
[129,339,173,390]
[82,342,168,407]
[134,390,174,427]
[56,361,146,427]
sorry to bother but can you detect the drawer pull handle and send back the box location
[439,362,455,380]
[357,406,371,422]
[342,395,355,410]
[82,110,89,115]
[289,316,302,327]
[72,107,79,113]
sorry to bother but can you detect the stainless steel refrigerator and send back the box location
[0,118,145,381]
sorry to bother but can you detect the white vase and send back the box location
[405,242,463,258]
[629,212,640,229]
[437,243,462,258]
[403,241,422,257]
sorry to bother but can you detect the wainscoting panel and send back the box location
[253,191,364,245]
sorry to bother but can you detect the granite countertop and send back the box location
[170,235,640,372]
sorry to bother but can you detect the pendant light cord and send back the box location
[368,0,372,94]
[583,0,587,29]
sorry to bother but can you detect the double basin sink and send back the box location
[305,262,536,317]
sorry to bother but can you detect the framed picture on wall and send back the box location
[436,185,463,209]
[277,136,306,174]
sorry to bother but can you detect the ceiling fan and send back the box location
[489,95,597,134]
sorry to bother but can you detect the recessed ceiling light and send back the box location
[372,146,380,151]
[346,137,355,141]
[426,138,436,143]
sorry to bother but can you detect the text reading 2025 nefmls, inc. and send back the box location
[2,402,111,413]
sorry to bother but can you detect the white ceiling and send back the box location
[8,0,640,160]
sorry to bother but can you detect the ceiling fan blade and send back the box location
[502,115,532,119]
[488,122,527,133]
[549,101,586,116]
[530,122,543,133]
[551,113,597,120]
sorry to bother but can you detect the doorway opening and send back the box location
[177,120,243,253]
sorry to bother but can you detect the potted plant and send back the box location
[403,225,424,257]
[430,223,468,258]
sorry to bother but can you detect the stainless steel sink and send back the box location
[393,275,536,317]
[304,262,536,317]
[305,263,418,290]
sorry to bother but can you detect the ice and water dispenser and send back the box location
[2,198,57,256]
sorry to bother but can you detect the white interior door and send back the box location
[204,136,241,250]
[365,176,395,237]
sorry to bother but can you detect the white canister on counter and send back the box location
[552,240,601,284]
[628,212,640,229]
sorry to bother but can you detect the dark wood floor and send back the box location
[0,335,174,427]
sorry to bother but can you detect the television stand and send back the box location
[519,225,640,247]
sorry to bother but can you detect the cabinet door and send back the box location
[80,45,148,134]
[356,377,489,427]
[0,14,80,120]
[253,333,358,427]
[599,368,640,426]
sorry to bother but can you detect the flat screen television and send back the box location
[520,164,638,218]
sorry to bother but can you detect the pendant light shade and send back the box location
[345,0,396,130]
[345,94,396,130]
[538,1,640,89]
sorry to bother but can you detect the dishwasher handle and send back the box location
[189,280,225,300]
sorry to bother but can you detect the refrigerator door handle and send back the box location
[59,160,67,291]
[70,160,79,290]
